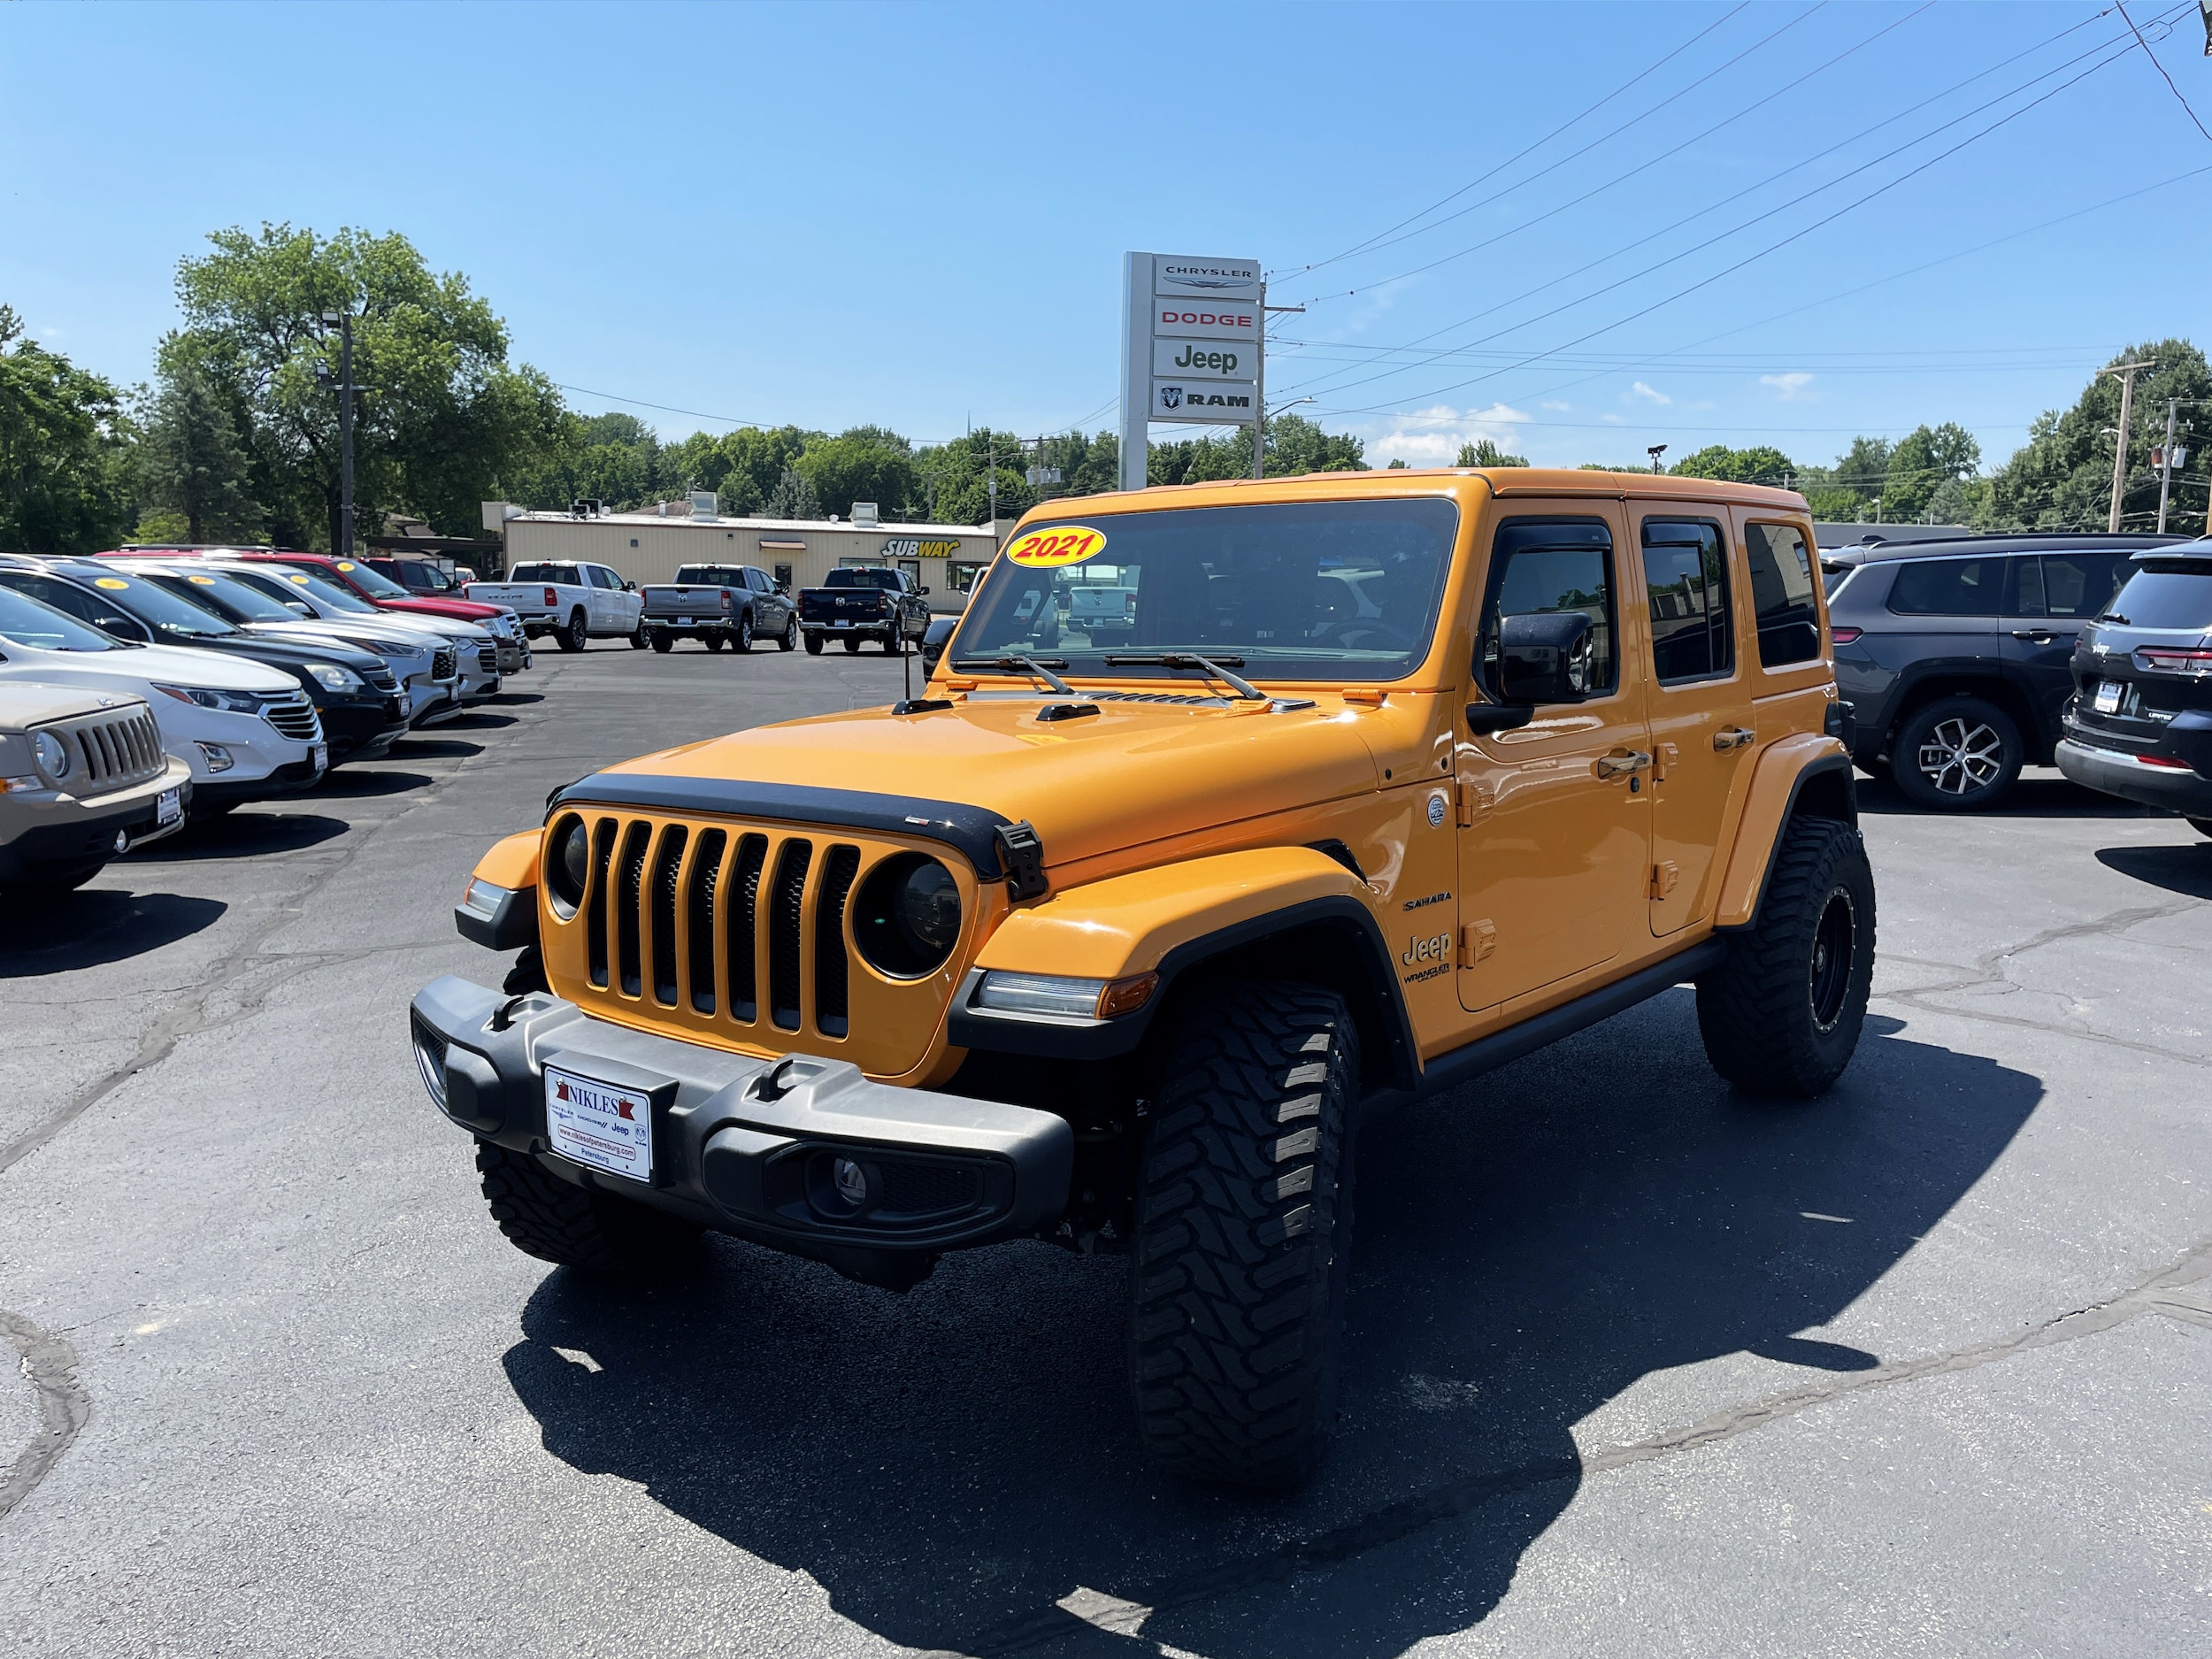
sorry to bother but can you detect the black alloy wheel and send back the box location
[1809,888,1855,1033]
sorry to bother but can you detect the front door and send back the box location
[1457,504,1653,1012]
[1637,508,1758,935]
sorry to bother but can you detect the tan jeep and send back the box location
[0,684,190,899]
[411,468,1872,1487]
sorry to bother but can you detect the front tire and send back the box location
[558,609,588,654]
[1131,980,1359,1489]
[1696,816,1876,1098]
[628,621,647,649]
[779,615,799,651]
[473,1141,701,1275]
[1891,695,2022,810]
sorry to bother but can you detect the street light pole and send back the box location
[2101,358,2154,533]
[322,309,356,558]
[1647,443,1667,474]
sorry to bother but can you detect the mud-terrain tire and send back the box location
[1131,980,1360,1489]
[558,609,588,654]
[1696,816,1876,1098]
[804,632,823,655]
[1891,695,2021,810]
[779,615,799,652]
[473,1141,700,1275]
[649,633,673,654]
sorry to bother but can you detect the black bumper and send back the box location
[2055,736,2212,815]
[321,698,409,762]
[408,976,1074,1259]
[196,756,326,807]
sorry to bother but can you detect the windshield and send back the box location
[509,564,577,585]
[2103,564,2212,631]
[244,566,380,615]
[0,586,126,652]
[143,569,299,626]
[328,558,411,598]
[954,498,1459,682]
[77,571,240,639]
[674,566,741,584]
[826,568,900,588]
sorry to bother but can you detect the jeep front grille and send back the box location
[543,809,972,1069]
[261,691,321,742]
[46,707,165,794]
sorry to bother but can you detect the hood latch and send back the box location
[995,819,1048,901]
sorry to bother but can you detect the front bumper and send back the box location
[320,696,410,761]
[0,759,192,883]
[409,976,1074,1260]
[195,753,327,807]
[2056,735,2212,815]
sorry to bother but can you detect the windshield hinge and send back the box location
[995,820,1048,901]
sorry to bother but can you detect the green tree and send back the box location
[134,360,264,543]
[1456,438,1529,467]
[1671,444,1795,485]
[917,429,1032,525]
[763,465,821,521]
[165,223,566,549]
[795,429,920,519]
[0,304,136,554]
[1879,422,1980,523]
[1985,341,2210,532]
[717,426,817,516]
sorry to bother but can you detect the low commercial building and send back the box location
[482,498,1001,611]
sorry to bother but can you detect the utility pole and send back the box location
[1256,288,1306,481]
[987,434,996,526]
[319,309,356,557]
[2157,398,2180,534]
[2102,358,2155,533]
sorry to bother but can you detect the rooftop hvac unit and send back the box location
[691,491,718,521]
[851,501,880,527]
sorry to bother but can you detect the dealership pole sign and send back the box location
[1118,252,1263,490]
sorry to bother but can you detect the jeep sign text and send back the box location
[1153,339,1247,379]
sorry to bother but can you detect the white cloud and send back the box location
[1540,400,1572,411]
[1628,380,1671,405]
[1360,401,1532,466]
[1759,372,1815,401]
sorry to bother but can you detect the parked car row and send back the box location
[0,544,537,901]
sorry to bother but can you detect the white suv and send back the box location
[0,585,326,815]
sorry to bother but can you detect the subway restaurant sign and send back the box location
[879,536,964,559]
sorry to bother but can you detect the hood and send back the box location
[597,696,1384,868]
[0,640,297,694]
[0,682,145,726]
[190,632,385,672]
[379,595,503,621]
[243,621,431,658]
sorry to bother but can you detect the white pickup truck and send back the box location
[464,561,645,653]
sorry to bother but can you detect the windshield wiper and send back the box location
[951,655,1073,695]
[1103,652,1264,701]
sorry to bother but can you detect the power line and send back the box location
[2116,0,2212,141]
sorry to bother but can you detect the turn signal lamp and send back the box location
[972,970,1159,1020]
[1829,626,1863,644]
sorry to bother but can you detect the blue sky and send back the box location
[4,1,2209,479]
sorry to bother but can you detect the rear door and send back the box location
[2001,549,2128,757]
[1634,508,1757,936]
[1456,503,1653,1012]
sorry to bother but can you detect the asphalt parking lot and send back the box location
[4,645,2208,1658]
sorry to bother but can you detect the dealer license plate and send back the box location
[543,1065,654,1183]
[156,787,182,826]
[311,741,328,772]
[2093,680,2123,713]
[676,616,693,626]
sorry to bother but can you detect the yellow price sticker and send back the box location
[94,577,129,590]
[1004,525,1107,569]
[188,574,215,584]
[288,573,311,585]
[335,561,357,572]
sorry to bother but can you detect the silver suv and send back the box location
[0,685,191,899]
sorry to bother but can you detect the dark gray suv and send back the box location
[1824,532,2185,810]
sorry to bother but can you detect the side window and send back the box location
[1745,522,1821,664]
[1886,557,2003,618]
[2039,551,2124,618]
[14,576,104,626]
[1640,518,1734,684]
[590,566,617,589]
[1476,518,1617,700]
[747,569,770,594]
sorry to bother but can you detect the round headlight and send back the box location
[31,730,72,780]
[546,815,590,917]
[854,853,962,979]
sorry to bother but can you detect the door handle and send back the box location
[2010,629,2055,642]
[1712,726,1755,751]
[1596,749,1652,778]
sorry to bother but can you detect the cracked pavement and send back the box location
[3,653,2209,1657]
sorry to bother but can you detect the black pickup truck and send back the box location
[798,566,932,654]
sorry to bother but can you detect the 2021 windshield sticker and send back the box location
[1005,526,1107,569]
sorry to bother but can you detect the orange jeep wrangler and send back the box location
[411,468,1872,1487]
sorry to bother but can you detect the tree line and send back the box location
[3,221,2205,557]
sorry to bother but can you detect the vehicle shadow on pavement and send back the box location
[0,889,225,975]
[502,995,2041,1658]
[142,813,350,858]
[388,737,483,760]
[313,769,434,799]
[2094,842,2212,900]
[1855,770,2161,818]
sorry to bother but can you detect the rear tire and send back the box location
[703,634,726,653]
[842,634,862,653]
[558,610,588,654]
[1131,980,1359,1489]
[804,633,823,655]
[1890,695,2022,810]
[779,616,799,652]
[473,1141,701,1275]
[734,611,754,652]
[1696,816,1876,1098]
[649,634,673,654]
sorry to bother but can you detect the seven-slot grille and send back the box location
[261,691,322,742]
[42,707,165,794]
[431,646,458,681]
[476,642,498,674]
[567,812,868,1042]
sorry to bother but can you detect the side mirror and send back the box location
[623,580,637,592]
[918,586,931,596]
[1495,610,1598,705]
[286,601,313,617]
[100,614,152,644]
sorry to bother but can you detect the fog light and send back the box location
[195,741,235,773]
[833,1157,869,1207]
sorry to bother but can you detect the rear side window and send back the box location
[2103,562,2212,630]
[2016,551,2125,619]
[1478,518,1617,698]
[510,564,574,584]
[1641,518,1733,684]
[1887,556,2003,617]
[1745,523,1820,664]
